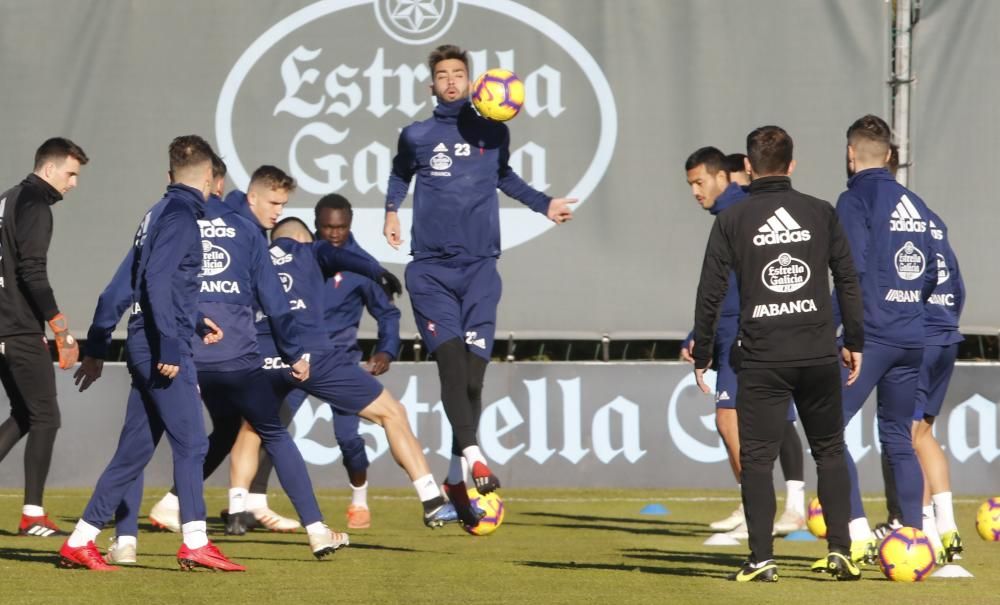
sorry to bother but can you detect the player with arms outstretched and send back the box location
[383,44,576,522]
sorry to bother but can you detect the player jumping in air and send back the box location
[382,44,576,522]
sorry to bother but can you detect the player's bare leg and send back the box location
[359,389,452,527]
[711,408,745,532]
[224,421,262,535]
[913,417,961,561]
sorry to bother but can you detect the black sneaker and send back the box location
[825,552,862,581]
[224,511,256,536]
[729,559,779,583]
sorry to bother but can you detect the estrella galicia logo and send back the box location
[761,253,810,293]
[215,0,617,264]
[199,240,231,277]
[894,240,925,281]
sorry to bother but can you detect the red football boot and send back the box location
[19,514,68,537]
[59,540,120,571]
[177,541,246,572]
[471,461,501,495]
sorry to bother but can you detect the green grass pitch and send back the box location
[0,488,997,604]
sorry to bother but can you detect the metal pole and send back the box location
[892,0,913,186]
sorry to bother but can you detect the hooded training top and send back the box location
[693,176,864,369]
[257,238,387,355]
[0,174,64,336]
[385,98,550,260]
[322,232,400,362]
[126,183,206,366]
[834,168,937,348]
[924,209,964,346]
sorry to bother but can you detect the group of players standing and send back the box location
[687,116,965,582]
[0,43,965,581]
[0,44,574,572]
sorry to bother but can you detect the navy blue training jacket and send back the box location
[322,233,400,362]
[834,168,937,348]
[126,184,206,365]
[189,195,305,371]
[385,98,550,260]
[925,209,964,346]
[257,238,387,355]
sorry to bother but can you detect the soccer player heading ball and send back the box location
[383,44,577,523]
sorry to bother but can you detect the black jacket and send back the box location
[0,174,62,336]
[693,176,864,369]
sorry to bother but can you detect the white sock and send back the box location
[246,492,268,511]
[922,504,943,552]
[305,521,328,536]
[161,492,179,509]
[462,445,487,468]
[181,520,208,549]
[412,474,440,503]
[351,482,369,508]
[446,454,468,484]
[67,519,101,548]
[932,491,957,534]
[849,517,873,541]
[22,504,44,517]
[229,488,248,514]
[785,480,806,516]
[115,535,137,548]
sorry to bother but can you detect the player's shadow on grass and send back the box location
[209,537,420,554]
[518,559,733,580]
[521,512,698,527]
[623,547,819,566]
[0,546,62,567]
[516,512,706,538]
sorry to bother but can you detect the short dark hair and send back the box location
[428,44,468,75]
[34,137,89,170]
[847,114,892,164]
[746,126,793,176]
[249,165,296,192]
[168,135,215,174]
[684,146,727,174]
[211,154,228,179]
[887,143,900,175]
[271,216,313,242]
[314,193,352,219]
[724,153,747,175]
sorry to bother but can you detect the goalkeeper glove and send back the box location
[48,313,79,369]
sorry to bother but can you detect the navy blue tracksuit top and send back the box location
[925,209,964,346]
[322,233,400,361]
[257,238,387,354]
[835,168,937,348]
[190,197,305,371]
[126,184,206,366]
[385,98,550,260]
[85,193,305,371]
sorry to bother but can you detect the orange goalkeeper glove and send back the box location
[48,313,79,369]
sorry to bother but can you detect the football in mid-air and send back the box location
[806,497,826,538]
[878,527,936,582]
[471,69,524,122]
[463,488,506,536]
[975,496,1000,541]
